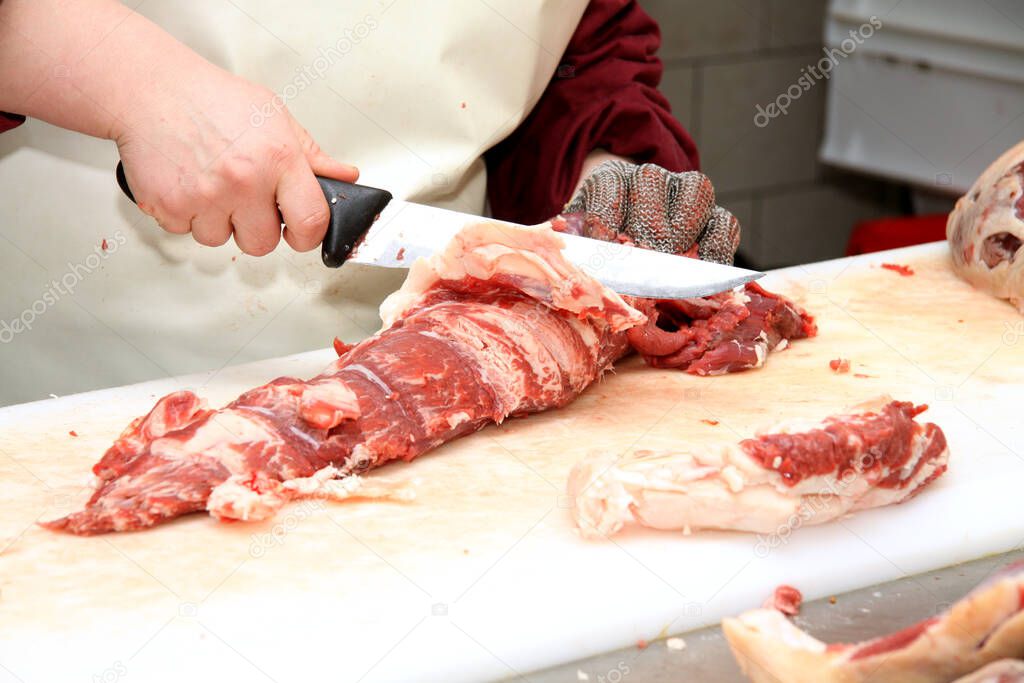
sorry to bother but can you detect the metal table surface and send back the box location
[531,549,1024,682]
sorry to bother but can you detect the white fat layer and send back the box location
[149,410,283,475]
[208,466,418,522]
[378,221,644,331]
[302,380,358,412]
[735,609,827,653]
[445,411,472,429]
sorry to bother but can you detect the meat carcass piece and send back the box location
[625,282,817,375]
[568,398,948,539]
[952,660,1024,683]
[555,214,817,375]
[722,562,1024,683]
[43,222,644,534]
[947,140,1024,312]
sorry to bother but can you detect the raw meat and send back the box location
[568,397,948,538]
[723,562,1024,683]
[953,660,1024,683]
[43,222,642,534]
[555,213,817,375]
[829,358,851,373]
[625,282,816,375]
[763,585,803,616]
[948,140,1024,312]
[45,218,815,534]
[881,263,914,277]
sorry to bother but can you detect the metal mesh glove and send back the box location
[564,160,741,265]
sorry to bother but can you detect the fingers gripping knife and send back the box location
[114,163,763,300]
[115,162,391,267]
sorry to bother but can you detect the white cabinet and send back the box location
[821,0,1024,194]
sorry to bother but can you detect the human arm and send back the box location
[0,0,356,254]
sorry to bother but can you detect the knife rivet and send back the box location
[330,197,338,204]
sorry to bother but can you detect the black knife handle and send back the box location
[315,176,393,267]
[114,161,393,268]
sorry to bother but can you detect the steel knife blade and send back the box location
[113,165,763,300]
[345,197,762,300]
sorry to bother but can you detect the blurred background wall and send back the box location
[641,0,1024,269]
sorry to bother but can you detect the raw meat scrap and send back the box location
[723,562,1024,683]
[568,397,948,538]
[829,358,851,373]
[625,282,816,375]
[554,213,817,376]
[763,585,803,616]
[947,140,1024,312]
[43,222,643,534]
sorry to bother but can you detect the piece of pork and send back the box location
[569,397,948,539]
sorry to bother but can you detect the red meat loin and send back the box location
[43,223,642,534]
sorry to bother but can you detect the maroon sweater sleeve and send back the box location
[0,113,25,133]
[484,0,698,225]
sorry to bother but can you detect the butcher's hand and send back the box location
[565,159,741,265]
[117,66,358,255]
[0,0,358,256]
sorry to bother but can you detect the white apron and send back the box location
[0,0,587,405]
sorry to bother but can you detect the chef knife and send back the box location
[115,163,762,299]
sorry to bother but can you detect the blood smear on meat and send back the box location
[881,263,914,276]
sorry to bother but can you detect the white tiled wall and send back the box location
[642,0,908,268]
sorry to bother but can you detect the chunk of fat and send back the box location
[207,466,417,522]
[571,442,815,537]
[207,475,287,522]
[298,379,360,429]
[379,221,645,332]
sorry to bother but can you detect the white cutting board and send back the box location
[1,243,1023,682]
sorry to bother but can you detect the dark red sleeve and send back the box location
[484,0,698,225]
[0,113,25,133]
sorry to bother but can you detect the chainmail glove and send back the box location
[564,160,741,264]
